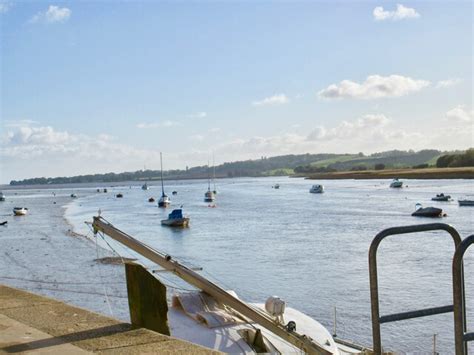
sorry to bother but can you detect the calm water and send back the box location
[1,177,473,353]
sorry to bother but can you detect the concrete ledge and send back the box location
[0,285,220,354]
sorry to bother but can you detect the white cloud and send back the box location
[307,114,390,141]
[136,120,180,129]
[318,74,430,100]
[0,2,11,14]
[189,134,204,141]
[446,105,474,122]
[252,94,289,106]
[30,5,71,24]
[187,112,207,119]
[435,78,462,89]
[373,4,420,21]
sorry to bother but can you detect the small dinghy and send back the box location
[13,207,28,216]
[161,208,189,227]
[412,203,443,217]
[390,178,403,188]
[273,184,280,189]
[70,193,78,198]
[116,193,123,198]
[148,197,155,203]
[172,191,178,195]
[309,184,324,193]
[432,193,451,201]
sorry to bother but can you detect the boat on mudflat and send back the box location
[161,209,189,227]
[13,207,28,216]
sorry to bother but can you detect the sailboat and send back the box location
[212,153,217,195]
[204,162,216,203]
[158,152,171,208]
[141,182,149,190]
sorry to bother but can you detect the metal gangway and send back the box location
[369,223,473,354]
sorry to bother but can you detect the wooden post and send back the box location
[125,262,170,335]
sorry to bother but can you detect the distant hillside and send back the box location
[9,149,465,185]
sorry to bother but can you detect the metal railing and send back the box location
[368,223,464,354]
[453,234,474,355]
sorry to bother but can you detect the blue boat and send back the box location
[161,209,189,227]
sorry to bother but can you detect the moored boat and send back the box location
[13,207,28,216]
[432,193,451,201]
[390,178,403,188]
[70,193,78,198]
[148,197,155,203]
[0,192,5,201]
[411,203,443,217]
[204,162,216,202]
[161,209,189,227]
[458,199,474,206]
[309,184,324,193]
[141,182,149,190]
[116,193,123,198]
[158,152,171,208]
[273,184,280,189]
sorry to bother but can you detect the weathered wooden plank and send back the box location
[125,262,170,335]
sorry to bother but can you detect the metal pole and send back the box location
[433,333,437,355]
[333,306,337,337]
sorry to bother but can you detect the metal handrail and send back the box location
[369,223,463,354]
[453,234,474,355]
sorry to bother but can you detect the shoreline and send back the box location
[298,167,474,180]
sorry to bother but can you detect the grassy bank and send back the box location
[300,167,474,180]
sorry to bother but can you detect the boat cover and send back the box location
[172,291,246,328]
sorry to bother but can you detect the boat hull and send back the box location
[161,218,190,227]
[13,208,28,216]
[458,200,474,206]
[412,207,443,217]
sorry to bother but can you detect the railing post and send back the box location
[369,223,463,354]
[453,234,474,355]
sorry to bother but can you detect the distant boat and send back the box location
[116,193,123,198]
[141,183,149,190]
[458,199,474,206]
[103,188,108,193]
[148,197,155,203]
[390,178,403,188]
[13,207,28,216]
[172,191,178,195]
[309,184,324,193]
[161,208,189,227]
[273,184,280,189]
[70,193,78,198]
[158,152,171,208]
[204,161,216,202]
[0,192,5,201]
[412,203,443,217]
[432,193,451,202]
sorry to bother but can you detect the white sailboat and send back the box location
[204,162,216,203]
[92,216,363,354]
[158,152,171,208]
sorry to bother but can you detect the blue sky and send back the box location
[1,0,472,182]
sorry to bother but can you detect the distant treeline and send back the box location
[9,149,472,185]
[436,148,474,168]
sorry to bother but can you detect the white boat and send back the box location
[204,162,216,202]
[0,192,5,201]
[309,184,324,193]
[458,199,474,206]
[141,183,149,190]
[432,193,451,202]
[161,208,189,227]
[158,152,171,208]
[92,216,363,354]
[13,207,28,216]
[389,178,403,188]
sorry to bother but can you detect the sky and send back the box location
[0,0,472,183]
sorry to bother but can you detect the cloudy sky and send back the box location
[1,1,472,183]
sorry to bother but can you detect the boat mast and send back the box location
[212,152,216,192]
[160,152,165,197]
[207,160,211,192]
[92,216,331,355]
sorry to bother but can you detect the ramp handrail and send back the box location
[369,223,464,354]
[453,234,474,355]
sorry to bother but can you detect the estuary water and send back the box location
[1,177,473,353]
